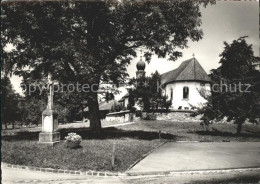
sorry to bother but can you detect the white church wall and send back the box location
[165,81,210,110]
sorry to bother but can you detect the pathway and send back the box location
[128,142,260,173]
[1,166,124,184]
[2,165,260,184]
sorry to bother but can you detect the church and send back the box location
[119,55,211,110]
[160,56,211,110]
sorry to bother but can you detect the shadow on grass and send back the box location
[193,128,260,139]
[1,131,40,141]
[2,127,176,141]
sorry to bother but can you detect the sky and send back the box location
[10,1,259,97]
[126,1,259,78]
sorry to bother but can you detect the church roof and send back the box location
[161,58,211,85]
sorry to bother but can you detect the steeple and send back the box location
[136,50,146,79]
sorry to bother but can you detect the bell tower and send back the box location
[136,51,146,79]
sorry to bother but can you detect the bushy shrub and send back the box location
[110,104,125,112]
[65,133,82,144]
[142,112,157,120]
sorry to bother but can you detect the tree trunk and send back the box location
[88,91,102,137]
[236,123,242,134]
[4,122,8,129]
[236,118,245,134]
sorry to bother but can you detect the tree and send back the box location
[127,89,135,112]
[161,95,172,112]
[21,77,88,124]
[131,71,169,112]
[22,97,46,127]
[200,37,260,134]
[1,76,21,129]
[2,1,214,135]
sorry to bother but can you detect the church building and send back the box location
[161,56,211,110]
[119,55,211,111]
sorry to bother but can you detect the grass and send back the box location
[2,119,259,172]
[1,139,162,172]
[119,119,260,142]
[1,120,170,172]
[1,120,165,172]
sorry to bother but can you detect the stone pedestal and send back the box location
[39,109,60,145]
[39,132,60,144]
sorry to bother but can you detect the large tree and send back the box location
[200,37,260,134]
[1,0,214,135]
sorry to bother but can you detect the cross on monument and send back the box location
[47,73,54,110]
[39,72,60,145]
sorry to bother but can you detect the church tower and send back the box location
[136,53,146,79]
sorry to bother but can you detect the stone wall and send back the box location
[105,116,125,123]
[104,111,134,123]
[156,112,202,123]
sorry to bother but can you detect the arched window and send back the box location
[170,88,173,100]
[183,87,189,99]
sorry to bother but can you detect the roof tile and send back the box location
[161,58,210,85]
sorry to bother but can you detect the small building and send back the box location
[161,57,211,110]
[118,92,129,108]
[83,100,120,119]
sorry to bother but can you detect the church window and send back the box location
[183,87,189,99]
[170,88,173,100]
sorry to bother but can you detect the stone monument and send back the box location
[39,73,60,145]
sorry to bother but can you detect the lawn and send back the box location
[2,119,259,172]
[1,139,162,172]
[119,119,260,142]
[1,120,169,172]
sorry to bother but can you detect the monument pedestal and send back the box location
[39,109,60,145]
[39,132,60,145]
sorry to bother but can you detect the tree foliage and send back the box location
[199,37,260,134]
[1,76,21,129]
[2,0,213,134]
[130,71,171,112]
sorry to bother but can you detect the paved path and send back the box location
[128,142,260,173]
[1,167,124,184]
[2,166,260,184]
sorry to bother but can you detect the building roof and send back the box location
[161,58,211,85]
[118,92,129,102]
[84,100,119,112]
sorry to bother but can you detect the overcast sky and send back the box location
[127,1,259,77]
[10,1,259,95]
